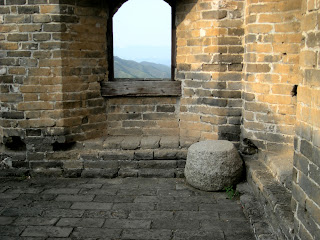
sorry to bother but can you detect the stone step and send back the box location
[82,136,183,151]
[243,155,294,240]
[79,149,187,161]
[264,152,293,192]
[237,182,278,240]
[1,136,187,179]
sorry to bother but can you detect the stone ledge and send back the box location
[264,152,293,192]
[237,182,277,240]
[243,155,294,240]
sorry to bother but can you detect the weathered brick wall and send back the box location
[105,97,180,137]
[241,0,301,156]
[292,0,320,239]
[176,0,244,147]
[0,0,108,165]
[58,1,108,142]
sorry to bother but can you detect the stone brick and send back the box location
[17,6,39,14]
[7,34,28,42]
[4,15,31,23]
[43,23,67,32]
[0,42,18,50]
[6,0,26,5]
[202,10,227,19]
[300,139,313,160]
[21,226,73,238]
[246,64,271,73]
[134,150,153,160]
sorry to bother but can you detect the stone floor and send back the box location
[0,177,255,240]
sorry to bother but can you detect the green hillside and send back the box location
[114,56,171,79]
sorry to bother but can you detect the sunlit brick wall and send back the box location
[0,0,108,164]
[292,0,320,239]
[241,0,302,155]
[176,0,244,147]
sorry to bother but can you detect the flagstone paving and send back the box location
[0,177,255,240]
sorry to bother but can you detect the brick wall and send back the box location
[242,0,301,156]
[176,0,244,147]
[292,0,320,239]
[0,0,108,165]
[106,97,180,137]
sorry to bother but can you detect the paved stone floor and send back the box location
[0,177,255,240]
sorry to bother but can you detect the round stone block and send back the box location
[185,140,243,191]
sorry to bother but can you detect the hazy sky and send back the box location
[113,0,171,65]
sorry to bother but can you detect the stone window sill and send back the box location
[101,80,181,97]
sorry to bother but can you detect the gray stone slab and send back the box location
[103,136,124,149]
[1,208,43,217]
[71,228,121,239]
[81,169,118,178]
[21,226,73,238]
[160,136,180,148]
[56,218,105,227]
[138,160,177,169]
[0,193,20,199]
[128,211,174,220]
[157,189,195,198]
[117,188,157,196]
[5,188,42,194]
[201,219,252,232]
[16,193,56,201]
[140,136,160,149]
[55,194,95,202]
[0,216,15,225]
[174,195,217,204]
[76,183,102,189]
[118,168,139,178]
[156,202,198,211]
[199,203,242,211]
[94,195,134,203]
[29,201,72,209]
[42,209,84,218]
[112,203,155,211]
[152,219,200,229]
[13,217,58,226]
[0,237,46,240]
[172,230,225,240]
[122,229,172,240]
[82,210,129,219]
[174,211,219,220]
[100,151,134,160]
[0,178,256,240]
[71,202,112,210]
[79,188,118,195]
[134,150,154,160]
[104,219,151,229]
[224,231,255,240]
[121,137,141,150]
[134,196,174,203]
[138,169,175,178]
[0,226,25,236]
[42,188,80,195]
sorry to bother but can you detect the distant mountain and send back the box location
[114,56,171,79]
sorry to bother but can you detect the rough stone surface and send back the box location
[185,140,243,191]
[244,155,294,240]
[0,177,255,240]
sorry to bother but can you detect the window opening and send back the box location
[110,0,174,80]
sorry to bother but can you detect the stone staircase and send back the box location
[79,136,187,178]
[1,136,187,178]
